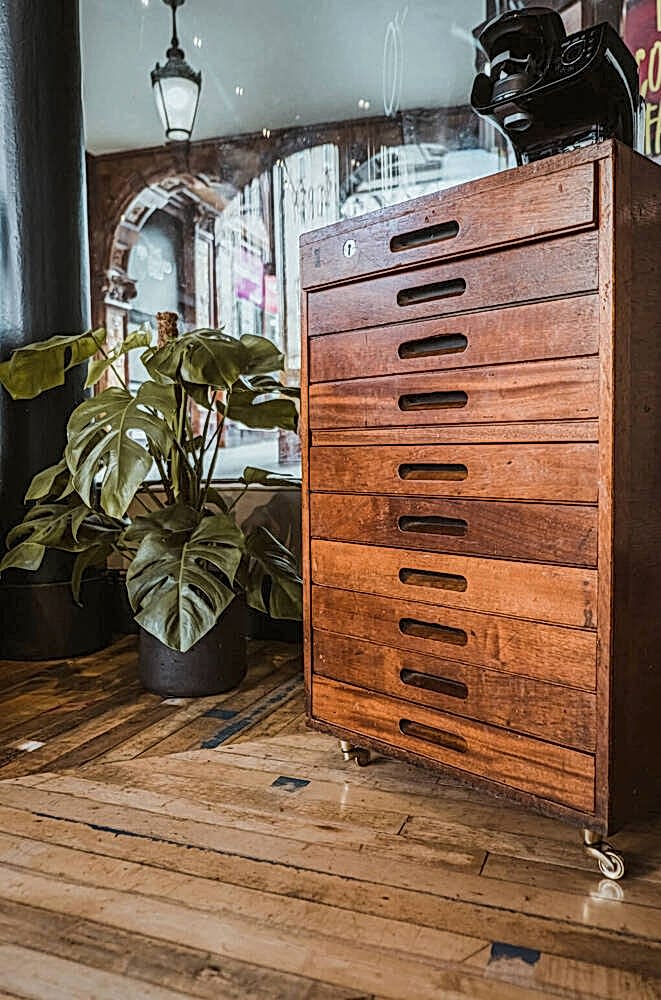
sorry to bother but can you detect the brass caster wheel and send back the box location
[338,740,371,767]
[583,829,625,881]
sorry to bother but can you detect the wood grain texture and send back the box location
[310,442,599,502]
[0,633,660,997]
[310,540,597,628]
[312,586,596,690]
[312,631,597,751]
[312,676,595,812]
[302,141,661,838]
[310,493,598,566]
[309,356,599,429]
[607,144,661,829]
[311,419,599,446]
[309,295,600,383]
[307,231,599,335]
[301,161,596,288]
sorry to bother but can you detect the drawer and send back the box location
[308,357,598,430]
[307,230,598,335]
[310,540,597,628]
[309,295,599,383]
[301,162,596,289]
[311,586,596,689]
[312,675,595,812]
[309,494,598,567]
[309,442,599,503]
[312,631,597,752]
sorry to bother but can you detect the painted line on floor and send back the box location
[201,675,303,749]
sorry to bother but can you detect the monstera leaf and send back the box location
[237,334,285,375]
[241,525,302,620]
[0,329,106,400]
[85,328,153,388]
[125,505,245,651]
[24,458,73,503]
[65,382,175,518]
[143,329,286,392]
[240,466,301,489]
[143,329,244,390]
[0,498,123,597]
[225,376,299,431]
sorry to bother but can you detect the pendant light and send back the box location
[151,0,202,143]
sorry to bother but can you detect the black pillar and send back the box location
[0,0,110,658]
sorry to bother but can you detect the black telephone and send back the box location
[471,6,642,164]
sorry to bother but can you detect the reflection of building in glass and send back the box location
[341,144,501,216]
[97,109,505,478]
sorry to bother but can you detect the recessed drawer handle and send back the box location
[399,463,467,481]
[400,617,468,646]
[399,718,468,753]
[390,220,460,253]
[399,390,468,412]
[399,567,467,592]
[398,515,468,536]
[397,278,466,307]
[398,333,468,359]
[400,669,468,700]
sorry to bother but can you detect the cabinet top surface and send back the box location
[299,139,646,252]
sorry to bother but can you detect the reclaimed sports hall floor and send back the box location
[0,635,658,999]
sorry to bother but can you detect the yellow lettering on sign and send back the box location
[645,100,661,156]
[650,40,661,94]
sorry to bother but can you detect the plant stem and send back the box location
[225,483,250,515]
[151,449,175,505]
[196,391,217,483]
[89,330,129,391]
[199,415,225,510]
[133,492,155,514]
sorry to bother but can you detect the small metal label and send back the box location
[343,239,356,259]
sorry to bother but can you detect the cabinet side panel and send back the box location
[611,146,661,829]
[300,287,313,716]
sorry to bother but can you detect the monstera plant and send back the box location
[0,316,301,693]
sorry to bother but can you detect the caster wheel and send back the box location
[338,740,371,766]
[597,849,625,881]
[583,829,625,881]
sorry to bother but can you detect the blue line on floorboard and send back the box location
[200,675,302,749]
[489,943,541,965]
[271,776,310,792]
[203,708,238,720]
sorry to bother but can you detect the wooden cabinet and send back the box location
[300,141,661,874]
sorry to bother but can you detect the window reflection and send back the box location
[89,0,645,480]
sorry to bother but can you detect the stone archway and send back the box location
[98,171,238,368]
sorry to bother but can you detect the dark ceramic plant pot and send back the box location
[138,597,247,697]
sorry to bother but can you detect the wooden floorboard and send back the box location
[0,637,659,998]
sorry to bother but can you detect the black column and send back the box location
[0,0,110,658]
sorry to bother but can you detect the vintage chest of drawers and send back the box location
[300,140,661,878]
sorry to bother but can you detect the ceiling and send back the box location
[80,0,484,155]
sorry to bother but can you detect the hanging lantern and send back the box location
[151,0,202,143]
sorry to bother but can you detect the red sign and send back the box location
[622,0,661,160]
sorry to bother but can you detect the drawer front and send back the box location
[309,494,598,567]
[308,295,599,383]
[313,631,597,752]
[312,675,595,812]
[308,357,598,430]
[312,586,596,690]
[310,540,597,628]
[309,442,598,503]
[301,162,596,289]
[307,231,598,335]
